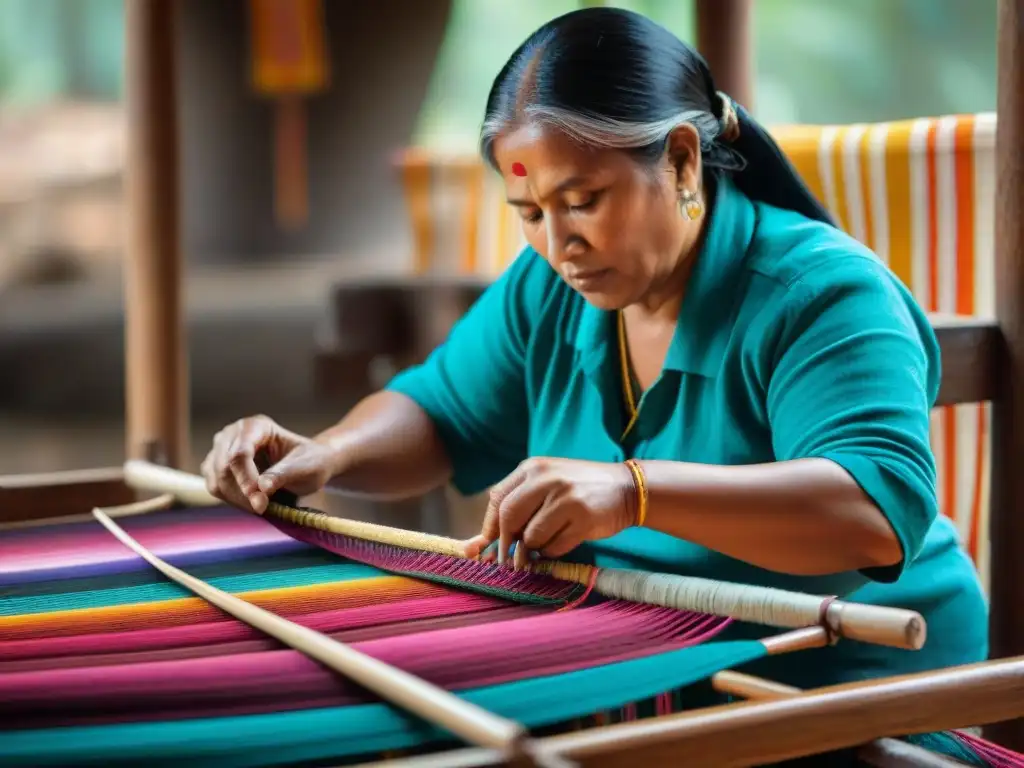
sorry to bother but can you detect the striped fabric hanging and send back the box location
[773,114,997,585]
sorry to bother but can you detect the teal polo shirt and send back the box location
[386,175,988,691]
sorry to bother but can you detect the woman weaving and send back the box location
[203,8,986,696]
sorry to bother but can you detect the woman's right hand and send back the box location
[200,415,338,515]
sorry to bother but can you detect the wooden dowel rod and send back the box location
[760,626,829,655]
[122,459,466,554]
[122,459,926,650]
[712,671,800,700]
[90,507,533,761]
[710,672,973,767]
[538,655,1024,766]
[125,458,219,505]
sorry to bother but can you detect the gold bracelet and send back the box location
[624,458,648,528]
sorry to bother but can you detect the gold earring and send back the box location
[680,188,703,220]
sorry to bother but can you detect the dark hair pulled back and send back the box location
[480,7,833,227]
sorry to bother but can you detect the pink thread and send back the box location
[953,730,1024,767]
[557,567,600,611]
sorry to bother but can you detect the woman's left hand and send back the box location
[462,457,637,568]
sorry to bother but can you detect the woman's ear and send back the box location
[664,124,702,194]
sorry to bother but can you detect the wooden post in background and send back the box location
[695,0,754,111]
[123,0,189,468]
[987,0,1024,752]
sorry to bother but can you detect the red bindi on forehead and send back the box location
[511,162,527,177]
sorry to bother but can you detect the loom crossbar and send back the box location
[122,459,926,650]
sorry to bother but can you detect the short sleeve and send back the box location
[765,257,941,583]
[385,250,550,496]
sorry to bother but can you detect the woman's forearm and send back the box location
[313,391,454,500]
[638,458,903,575]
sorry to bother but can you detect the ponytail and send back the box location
[723,101,836,227]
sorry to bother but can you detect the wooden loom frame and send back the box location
[0,0,1022,763]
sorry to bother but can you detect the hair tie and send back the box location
[716,91,740,143]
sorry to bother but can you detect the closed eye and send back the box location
[514,190,604,224]
[568,190,603,213]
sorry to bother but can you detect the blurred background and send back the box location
[0,0,998,526]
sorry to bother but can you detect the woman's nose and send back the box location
[544,218,584,265]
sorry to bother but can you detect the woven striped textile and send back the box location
[395,113,997,583]
[0,505,768,766]
[6,503,1024,766]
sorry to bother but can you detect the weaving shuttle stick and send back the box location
[122,459,927,651]
[90,507,571,768]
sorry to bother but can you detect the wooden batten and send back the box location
[123,0,189,469]
[930,315,1001,406]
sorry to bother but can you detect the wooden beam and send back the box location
[365,656,1024,768]
[930,315,1001,406]
[0,468,133,525]
[123,0,189,468]
[987,0,1024,752]
[316,279,1001,408]
[543,656,1024,766]
[695,0,754,110]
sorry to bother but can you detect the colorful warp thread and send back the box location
[0,505,754,766]
[1,505,1022,767]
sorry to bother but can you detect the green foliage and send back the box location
[0,0,998,135]
[413,0,997,148]
[0,0,123,106]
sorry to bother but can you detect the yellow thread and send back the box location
[530,561,594,585]
[266,503,466,557]
[625,458,649,528]
[617,310,640,440]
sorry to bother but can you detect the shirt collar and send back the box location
[574,175,757,379]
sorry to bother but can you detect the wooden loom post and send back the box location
[123,0,189,469]
[695,0,754,110]
[987,0,1024,751]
